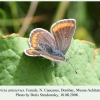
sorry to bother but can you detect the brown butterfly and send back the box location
[24,19,76,62]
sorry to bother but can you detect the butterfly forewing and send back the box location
[51,19,76,55]
[28,28,57,50]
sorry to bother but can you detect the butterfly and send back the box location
[24,19,76,62]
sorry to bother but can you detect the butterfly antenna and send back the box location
[66,59,78,74]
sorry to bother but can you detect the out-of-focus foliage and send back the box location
[0,2,100,47]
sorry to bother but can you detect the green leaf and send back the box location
[0,34,100,85]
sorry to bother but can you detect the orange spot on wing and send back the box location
[71,23,74,27]
[33,36,37,39]
[31,39,36,43]
[34,32,39,37]
[26,49,41,56]
[33,44,37,48]
[26,49,34,55]
[63,23,66,28]
[53,26,58,32]
[61,23,65,28]
[67,23,71,26]
[65,23,68,26]
[57,24,61,29]
[30,32,40,48]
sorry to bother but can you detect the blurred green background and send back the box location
[0,1,100,47]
